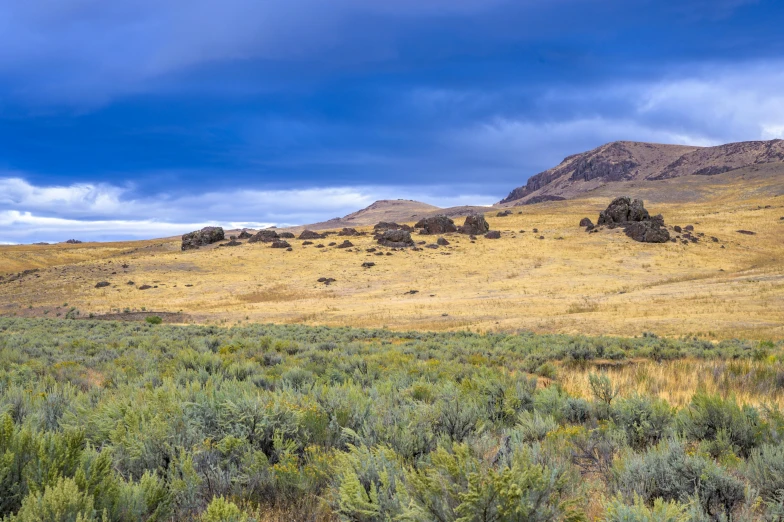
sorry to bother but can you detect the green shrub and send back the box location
[611,395,674,450]
[746,443,784,502]
[678,394,763,457]
[603,494,689,522]
[200,496,247,522]
[7,476,101,522]
[145,316,162,325]
[614,439,745,519]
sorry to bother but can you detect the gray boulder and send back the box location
[459,214,490,235]
[415,215,457,234]
[377,229,414,248]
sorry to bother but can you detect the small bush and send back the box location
[604,494,689,522]
[145,316,162,325]
[678,394,762,457]
[611,395,674,450]
[200,496,247,522]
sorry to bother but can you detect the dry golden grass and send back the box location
[1,180,782,339]
[561,358,784,409]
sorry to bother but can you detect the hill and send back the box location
[501,139,784,204]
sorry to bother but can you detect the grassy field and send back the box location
[2,318,784,521]
[2,185,782,340]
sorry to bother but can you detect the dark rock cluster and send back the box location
[591,197,670,243]
[248,229,279,243]
[181,227,225,250]
[299,230,325,240]
[415,215,457,235]
[458,214,490,235]
[376,229,415,248]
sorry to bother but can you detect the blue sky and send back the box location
[1,0,784,243]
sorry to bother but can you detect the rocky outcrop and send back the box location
[597,197,650,226]
[377,229,414,248]
[64,239,83,244]
[596,197,669,243]
[299,230,325,240]
[459,214,490,235]
[181,227,225,250]
[248,230,279,243]
[415,215,457,235]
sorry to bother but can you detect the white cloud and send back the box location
[0,177,499,243]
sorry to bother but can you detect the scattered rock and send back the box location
[404,289,419,295]
[437,237,450,246]
[138,285,152,290]
[181,226,225,250]
[496,210,513,217]
[95,281,110,288]
[271,240,291,248]
[485,231,501,239]
[328,242,337,246]
[459,214,490,235]
[299,230,325,240]
[426,244,439,249]
[248,230,279,243]
[538,236,545,240]
[238,230,253,239]
[415,215,457,234]
[302,241,314,246]
[532,228,538,233]
[366,247,377,253]
[377,229,414,248]
[624,221,670,243]
[286,247,293,251]
[317,277,336,285]
[336,240,354,248]
[64,239,83,244]
[736,230,756,235]
[338,228,360,236]
[685,225,694,231]
[127,281,135,285]
[711,237,719,242]
[279,232,296,239]
[362,262,375,268]
[219,240,243,247]
[579,217,593,227]
[673,225,682,233]
[229,235,237,240]
[316,244,325,248]
[374,252,384,256]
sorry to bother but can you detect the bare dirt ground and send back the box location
[1,175,783,340]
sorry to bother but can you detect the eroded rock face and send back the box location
[181,227,225,250]
[597,196,650,226]
[248,229,279,243]
[299,230,325,240]
[459,214,490,235]
[377,229,414,248]
[415,215,457,234]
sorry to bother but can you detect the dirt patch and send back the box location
[239,284,311,303]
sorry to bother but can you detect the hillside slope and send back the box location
[502,139,784,204]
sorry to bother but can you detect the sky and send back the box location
[1,0,784,243]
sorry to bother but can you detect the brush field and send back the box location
[2,318,784,521]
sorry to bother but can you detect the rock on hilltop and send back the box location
[501,139,784,205]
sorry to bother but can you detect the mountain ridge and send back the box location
[501,139,784,205]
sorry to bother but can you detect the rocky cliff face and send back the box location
[501,139,784,204]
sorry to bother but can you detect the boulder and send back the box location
[415,215,457,234]
[336,240,354,248]
[374,222,412,232]
[248,229,279,243]
[597,196,649,226]
[437,237,450,246]
[377,229,414,248]
[623,221,670,243]
[496,210,513,217]
[299,230,325,240]
[338,228,360,236]
[219,240,243,247]
[238,230,253,239]
[270,240,291,248]
[459,214,490,235]
[95,281,110,288]
[673,225,682,233]
[579,217,593,227]
[362,262,375,268]
[64,239,83,244]
[485,230,501,239]
[181,227,225,250]
[278,232,296,239]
